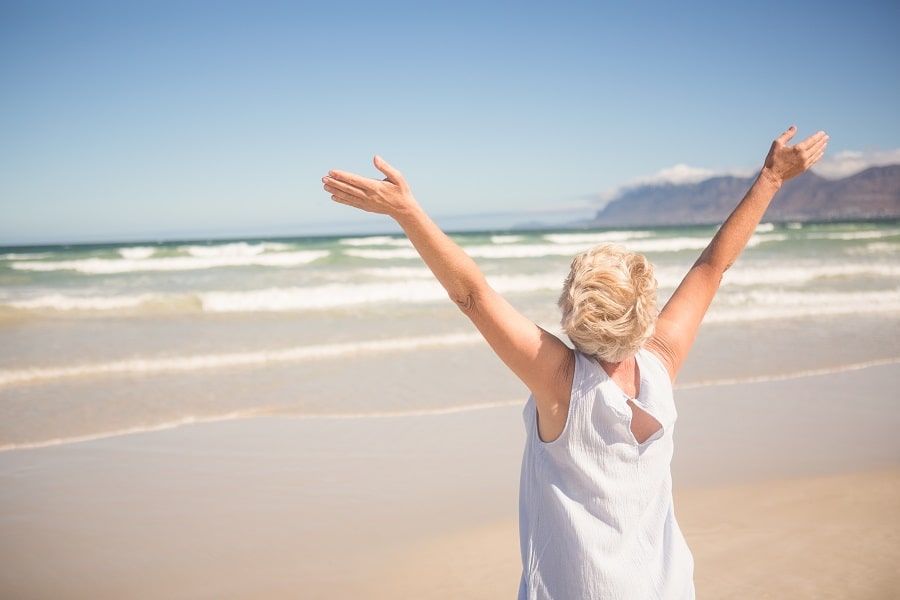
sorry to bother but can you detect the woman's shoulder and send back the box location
[639,346,669,374]
[642,337,678,383]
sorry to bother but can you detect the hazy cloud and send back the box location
[629,164,719,186]
[811,148,900,180]
[594,164,755,207]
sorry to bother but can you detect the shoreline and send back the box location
[3,354,898,452]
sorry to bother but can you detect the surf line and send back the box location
[0,401,529,452]
[0,410,267,452]
[0,332,485,387]
[675,356,900,390]
[252,358,900,420]
[4,359,898,452]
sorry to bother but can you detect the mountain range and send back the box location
[585,165,900,227]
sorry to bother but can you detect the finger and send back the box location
[327,189,363,207]
[323,181,374,211]
[796,131,828,151]
[775,125,797,146]
[322,175,365,198]
[807,138,829,167]
[808,137,829,161]
[373,155,404,185]
[797,136,828,168]
[326,169,378,191]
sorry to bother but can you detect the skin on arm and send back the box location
[323,156,575,440]
[647,126,829,381]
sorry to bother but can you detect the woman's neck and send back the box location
[599,354,640,399]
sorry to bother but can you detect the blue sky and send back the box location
[2,0,898,245]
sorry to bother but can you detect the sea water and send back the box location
[1,221,899,449]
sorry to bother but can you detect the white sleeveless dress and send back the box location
[518,349,695,599]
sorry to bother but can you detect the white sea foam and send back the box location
[626,237,711,253]
[118,246,157,259]
[748,233,789,246]
[489,273,563,294]
[201,280,450,312]
[182,241,291,258]
[463,243,587,259]
[339,236,412,247]
[719,288,900,307]
[8,265,895,316]
[200,272,560,313]
[362,266,435,280]
[7,293,157,312]
[491,235,525,244]
[1,271,560,316]
[721,263,900,287]
[655,261,900,292]
[0,332,484,387]
[707,288,900,323]
[542,231,654,244]
[853,242,900,255]
[343,248,422,260]
[806,229,900,241]
[1,252,51,260]
[650,267,692,290]
[10,250,330,274]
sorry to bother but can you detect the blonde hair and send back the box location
[558,243,659,363]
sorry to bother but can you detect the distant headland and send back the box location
[584,165,900,227]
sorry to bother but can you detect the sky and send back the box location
[1,0,899,245]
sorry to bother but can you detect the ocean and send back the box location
[2,221,899,450]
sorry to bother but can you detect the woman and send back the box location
[322,126,828,599]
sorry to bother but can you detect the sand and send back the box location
[373,470,900,600]
[680,470,900,599]
[1,363,899,599]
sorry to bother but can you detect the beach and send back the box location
[1,223,899,598]
[1,359,899,599]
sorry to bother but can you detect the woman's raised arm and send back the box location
[647,126,829,381]
[323,156,575,436]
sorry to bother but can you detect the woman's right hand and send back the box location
[323,155,420,219]
[760,126,829,187]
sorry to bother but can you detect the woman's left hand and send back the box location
[323,155,418,218]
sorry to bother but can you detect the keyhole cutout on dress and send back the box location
[601,356,663,445]
[627,400,662,444]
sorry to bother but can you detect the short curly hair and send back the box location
[558,243,659,364]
